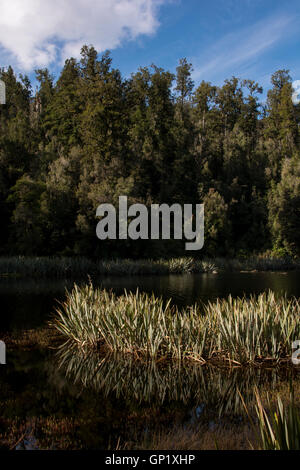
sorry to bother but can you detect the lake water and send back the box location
[1,271,300,331]
[0,272,299,449]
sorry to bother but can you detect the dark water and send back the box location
[1,271,300,331]
[0,272,299,449]
[1,347,298,450]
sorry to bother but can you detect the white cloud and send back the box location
[192,14,295,83]
[0,0,164,70]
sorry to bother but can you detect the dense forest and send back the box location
[0,45,299,258]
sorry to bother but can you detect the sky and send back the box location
[0,0,300,95]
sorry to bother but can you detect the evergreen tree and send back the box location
[0,46,298,257]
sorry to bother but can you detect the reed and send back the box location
[0,256,96,279]
[1,255,299,279]
[53,285,300,364]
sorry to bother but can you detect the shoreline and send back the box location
[2,327,300,371]
[0,256,300,279]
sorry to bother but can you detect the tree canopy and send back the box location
[0,48,299,258]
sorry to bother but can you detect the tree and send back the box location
[202,189,231,256]
[175,58,194,109]
[268,155,300,256]
[0,49,298,259]
[7,176,46,254]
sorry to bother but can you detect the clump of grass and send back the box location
[168,257,195,274]
[213,256,300,272]
[241,387,300,450]
[254,389,300,450]
[99,259,169,275]
[53,284,209,361]
[201,291,300,364]
[53,285,300,364]
[167,258,218,274]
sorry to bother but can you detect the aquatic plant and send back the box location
[53,285,300,364]
[53,284,209,360]
[201,291,300,363]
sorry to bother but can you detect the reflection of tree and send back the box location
[56,343,295,417]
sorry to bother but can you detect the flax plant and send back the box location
[53,285,299,364]
[255,389,300,450]
[52,284,209,361]
[201,291,300,364]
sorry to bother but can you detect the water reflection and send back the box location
[56,343,298,418]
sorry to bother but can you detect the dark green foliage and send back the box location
[0,50,299,257]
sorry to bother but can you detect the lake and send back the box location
[1,271,300,331]
[0,271,299,449]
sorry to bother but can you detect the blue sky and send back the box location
[111,0,300,94]
[1,0,300,96]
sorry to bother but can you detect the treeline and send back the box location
[0,46,299,258]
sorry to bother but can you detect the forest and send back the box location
[0,45,299,259]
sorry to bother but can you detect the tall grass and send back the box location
[53,286,300,364]
[202,292,300,363]
[0,256,96,279]
[1,255,299,279]
[255,390,300,450]
[241,387,300,450]
[53,284,209,361]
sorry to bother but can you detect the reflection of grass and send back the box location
[53,285,300,364]
[57,342,299,415]
[1,336,299,450]
[0,256,299,279]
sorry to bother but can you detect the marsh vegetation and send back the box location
[53,285,300,364]
[1,255,300,280]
